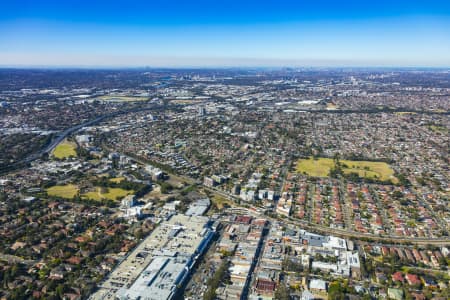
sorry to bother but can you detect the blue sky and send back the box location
[1,0,449,67]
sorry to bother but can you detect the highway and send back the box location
[84,120,450,247]
[0,104,165,175]
[5,102,447,247]
[0,115,108,175]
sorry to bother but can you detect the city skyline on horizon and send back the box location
[1,0,450,67]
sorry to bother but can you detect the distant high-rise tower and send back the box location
[198,106,206,116]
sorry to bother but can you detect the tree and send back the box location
[392,190,403,199]
[328,281,345,300]
[159,182,173,194]
[274,283,290,300]
[56,284,65,298]
[204,259,229,300]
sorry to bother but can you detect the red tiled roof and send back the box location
[392,271,404,282]
[256,279,276,292]
[405,273,421,285]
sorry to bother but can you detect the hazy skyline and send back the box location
[1,0,450,67]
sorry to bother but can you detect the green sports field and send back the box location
[82,187,133,201]
[52,141,77,159]
[296,157,396,182]
[47,184,79,199]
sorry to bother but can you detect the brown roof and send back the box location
[256,279,276,292]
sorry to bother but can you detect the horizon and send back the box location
[1,0,450,67]
[1,65,450,70]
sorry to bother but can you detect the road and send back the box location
[0,104,165,175]
[99,124,450,247]
[0,114,108,175]
[203,186,450,246]
[6,102,446,247]
[241,223,270,300]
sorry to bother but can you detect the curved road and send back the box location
[5,103,448,247]
[0,104,164,174]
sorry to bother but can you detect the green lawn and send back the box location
[47,184,132,201]
[47,184,79,199]
[109,177,125,183]
[427,125,448,134]
[52,141,77,159]
[82,187,133,201]
[296,157,396,182]
[211,195,234,210]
